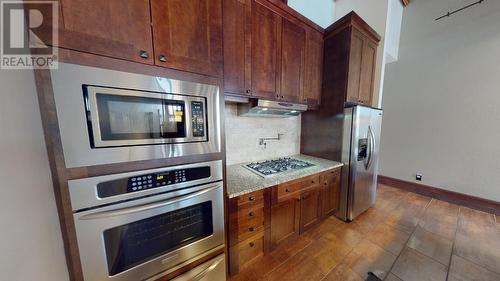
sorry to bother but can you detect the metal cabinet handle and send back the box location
[281,95,284,99]
[159,55,167,62]
[246,89,251,94]
[249,211,255,217]
[285,188,291,193]
[249,196,256,201]
[79,185,219,220]
[139,50,149,59]
[249,242,255,247]
[311,180,315,184]
[249,227,254,232]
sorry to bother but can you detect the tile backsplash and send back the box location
[225,102,301,165]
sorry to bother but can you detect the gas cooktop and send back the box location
[244,157,315,177]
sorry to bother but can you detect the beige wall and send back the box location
[379,0,500,201]
[225,103,301,165]
[0,70,69,281]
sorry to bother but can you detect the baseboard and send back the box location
[377,175,500,216]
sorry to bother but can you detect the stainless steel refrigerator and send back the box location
[337,105,383,221]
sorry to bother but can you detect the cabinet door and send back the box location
[47,0,153,63]
[151,0,223,77]
[321,170,341,217]
[223,0,251,96]
[269,197,300,249]
[299,188,321,233]
[302,29,323,106]
[280,18,306,103]
[251,1,282,100]
[346,29,364,104]
[359,40,377,105]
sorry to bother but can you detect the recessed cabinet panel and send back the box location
[347,30,364,103]
[302,30,323,106]
[223,0,251,95]
[151,0,223,77]
[359,41,377,105]
[280,19,306,103]
[251,1,281,100]
[51,0,154,63]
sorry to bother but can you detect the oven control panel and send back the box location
[97,166,211,198]
[191,101,205,137]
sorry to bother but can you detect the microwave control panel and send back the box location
[97,166,211,198]
[191,101,205,137]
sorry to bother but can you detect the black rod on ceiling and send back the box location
[435,0,485,21]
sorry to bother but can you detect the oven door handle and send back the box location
[190,255,224,281]
[79,184,220,220]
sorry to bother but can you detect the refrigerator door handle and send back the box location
[365,126,375,170]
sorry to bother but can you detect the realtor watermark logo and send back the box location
[1,1,58,69]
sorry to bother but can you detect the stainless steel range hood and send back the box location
[237,99,307,117]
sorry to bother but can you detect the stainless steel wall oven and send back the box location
[50,63,221,168]
[68,160,224,281]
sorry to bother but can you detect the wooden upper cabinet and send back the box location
[280,18,306,103]
[346,30,364,104]
[250,1,281,100]
[151,0,223,77]
[51,0,154,64]
[302,29,324,107]
[324,12,380,107]
[359,40,377,105]
[347,29,377,105]
[223,0,251,96]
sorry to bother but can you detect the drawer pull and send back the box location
[139,50,149,59]
[249,227,254,232]
[311,180,315,184]
[249,196,256,201]
[248,211,255,217]
[249,242,255,247]
[285,188,291,193]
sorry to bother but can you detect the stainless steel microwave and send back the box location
[50,63,221,168]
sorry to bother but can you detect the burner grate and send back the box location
[244,157,315,177]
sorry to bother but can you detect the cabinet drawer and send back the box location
[236,232,264,269]
[237,204,264,224]
[236,216,264,243]
[276,174,320,202]
[236,190,264,206]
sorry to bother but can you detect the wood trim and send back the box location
[324,11,381,43]
[34,69,84,281]
[378,175,500,216]
[257,0,325,34]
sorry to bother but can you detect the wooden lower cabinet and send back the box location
[320,168,341,217]
[228,167,342,276]
[269,196,301,248]
[299,188,321,233]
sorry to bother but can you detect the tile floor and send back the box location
[229,185,500,281]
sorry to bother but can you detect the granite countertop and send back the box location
[226,154,343,198]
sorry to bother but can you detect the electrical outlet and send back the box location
[416,173,423,181]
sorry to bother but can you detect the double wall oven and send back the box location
[50,63,226,280]
[69,161,225,281]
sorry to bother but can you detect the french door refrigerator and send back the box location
[338,105,383,221]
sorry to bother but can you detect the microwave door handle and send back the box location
[190,255,224,281]
[79,184,219,220]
